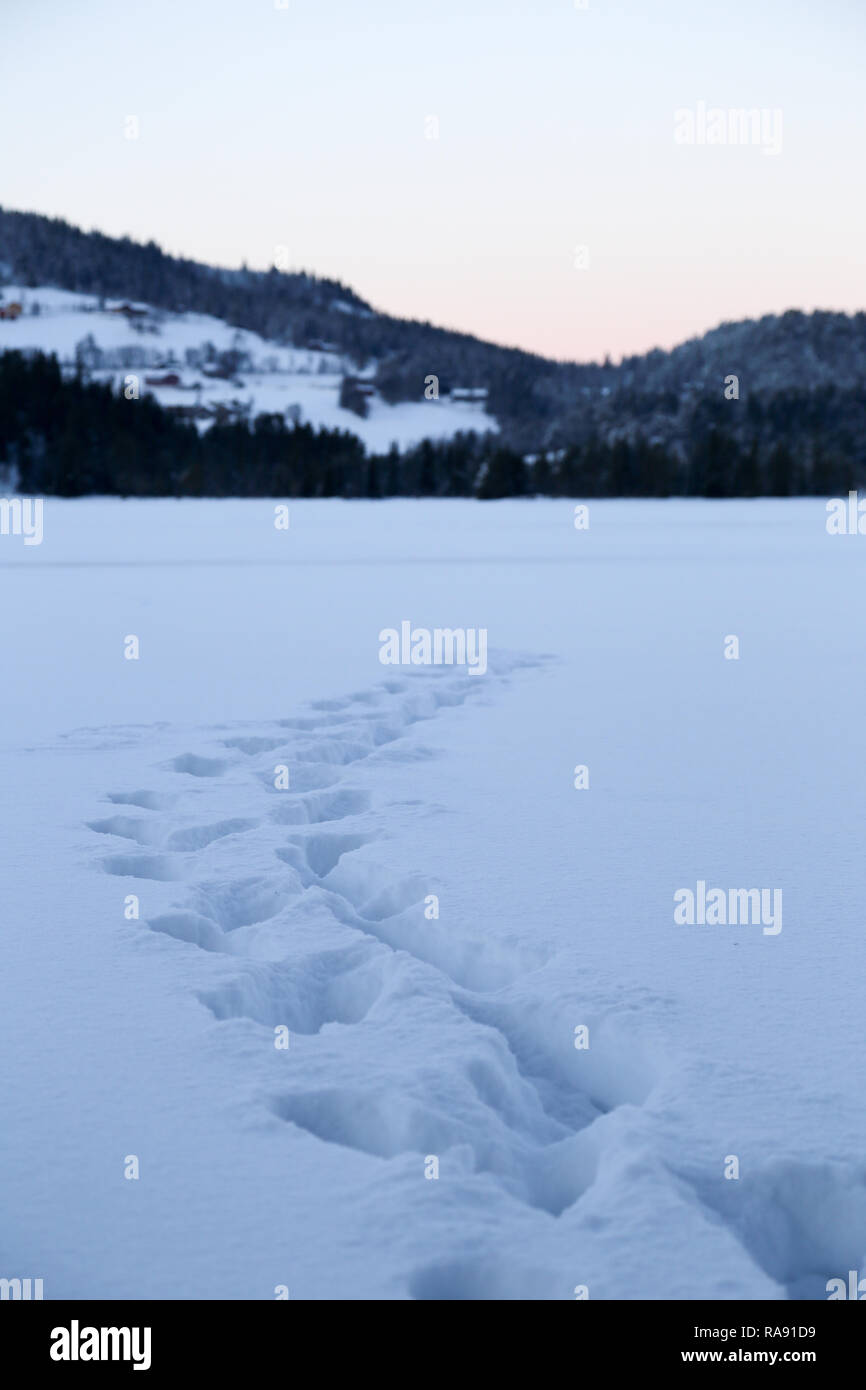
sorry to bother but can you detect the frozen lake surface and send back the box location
[2,497,865,1299]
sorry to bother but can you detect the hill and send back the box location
[1,207,865,494]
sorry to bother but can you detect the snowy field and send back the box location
[2,497,866,1301]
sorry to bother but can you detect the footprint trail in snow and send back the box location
[86,656,866,1299]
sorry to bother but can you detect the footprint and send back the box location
[269,1087,463,1160]
[292,737,374,767]
[268,789,372,828]
[454,991,653,1123]
[221,736,286,755]
[148,910,227,952]
[358,877,430,922]
[103,853,185,881]
[345,689,383,705]
[198,943,386,1031]
[679,1159,866,1301]
[107,790,174,811]
[88,816,162,847]
[171,753,228,778]
[294,831,373,880]
[268,1063,595,1219]
[318,870,539,995]
[165,818,259,851]
[300,788,371,825]
[191,876,299,931]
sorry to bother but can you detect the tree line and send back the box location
[0,352,860,499]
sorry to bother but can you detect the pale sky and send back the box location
[3,0,864,362]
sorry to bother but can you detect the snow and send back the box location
[1,497,865,1300]
[0,287,496,450]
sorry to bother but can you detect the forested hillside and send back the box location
[1,351,861,499]
[1,208,865,494]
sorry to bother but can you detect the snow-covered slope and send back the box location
[2,498,866,1300]
[0,286,496,451]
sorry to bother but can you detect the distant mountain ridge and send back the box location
[1,207,865,491]
[3,207,863,418]
[0,206,569,440]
